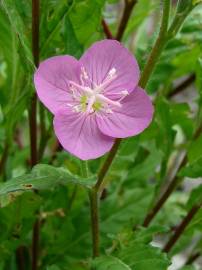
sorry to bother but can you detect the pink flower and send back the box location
[34,40,153,160]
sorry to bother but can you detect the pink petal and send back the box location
[79,40,140,100]
[53,109,114,160]
[96,87,154,138]
[34,56,81,114]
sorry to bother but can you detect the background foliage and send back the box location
[0,0,202,269]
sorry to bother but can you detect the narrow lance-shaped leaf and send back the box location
[1,0,34,69]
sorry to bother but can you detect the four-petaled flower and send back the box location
[34,40,153,160]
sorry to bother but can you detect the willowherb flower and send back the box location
[34,40,153,160]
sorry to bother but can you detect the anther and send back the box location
[108,68,116,78]
[81,66,88,79]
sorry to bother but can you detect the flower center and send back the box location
[68,67,128,114]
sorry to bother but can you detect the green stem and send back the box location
[167,1,194,39]
[139,0,170,88]
[89,188,100,257]
[81,161,99,257]
[95,0,171,195]
[95,139,122,192]
[81,160,88,178]
[90,0,171,258]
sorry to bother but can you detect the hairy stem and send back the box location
[95,138,122,192]
[89,189,100,257]
[139,0,170,88]
[30,1,40,270]
[163,205,201,253]
[81,161,99,258]
[116,0,138,41]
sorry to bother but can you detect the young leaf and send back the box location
[91,256,132,270]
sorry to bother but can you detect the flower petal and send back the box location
[53,109,114,160]
[96,87,154,138]
[79,40,140,99]
[34,56,81,114]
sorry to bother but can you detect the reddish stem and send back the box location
[101,19,114,39]
[168,74,195,98]
[30,1,40,270]
[142,123,202,227]
[0,142,9,177]
[185,252,200,265]
[32,219,40,270]
[163,205,201,253]
[116,0,138,41]
[143,155,187,227]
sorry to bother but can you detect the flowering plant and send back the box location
[0,1,202,269]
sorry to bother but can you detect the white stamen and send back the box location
[106,108,113,114]
[81,66,88,79]
[108,68,116,78]
[97,94,121,108]
[69,81,94,95]
[121,90,129,96]
[73,105,82,113]
[70,84,80,100]
[117,90,129,102]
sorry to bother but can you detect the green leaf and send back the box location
[92,256,132,270]
[46,266,61,270]
[178,157,202,178]
[155,98,174,157]
[188,135,202,163]
[193,0,202,4]
[40,1,71,57]
[5,77,31,142]
[101,187,154,233]
[195,57,202,100]
[179,266,195,270]
[1,0,34,69]
[170,103,194,139]
[0,164,95,206]
[118,242,170,270]
[63,14,83,58]
[131,225,169,244]
[187,185,202,209]
[69,0,105,45]
[168,0,196,37]
[124,0,157,38]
